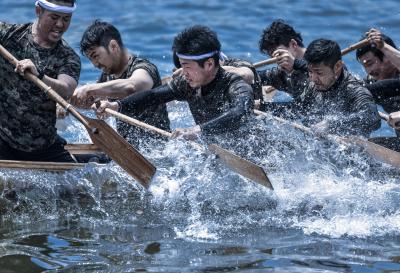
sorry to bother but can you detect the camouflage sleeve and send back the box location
[131,59,162,87]
[201,76,254,134]
[58,47,81,83]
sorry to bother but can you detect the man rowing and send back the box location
[0,0,80,162]
[356,29,400,114]
[301,39,380,137]
[257,20,309,117]
[95,25,254,141]
[71,20,170,147]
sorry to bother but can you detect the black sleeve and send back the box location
[327,85,380,136]
[201,80,254,134]
[365,79,400,102]
[120,84,176,115]
[257,67,289,91]
[293,59,308,72]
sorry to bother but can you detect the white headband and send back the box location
[35,0,77,14]
[176,51,221,60]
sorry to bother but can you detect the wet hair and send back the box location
[304,38,341,68]
[172,25,221,68]
[80,20,124,56]
[259,19,304,55]
[47,0,75,7]
[356,33,397,62]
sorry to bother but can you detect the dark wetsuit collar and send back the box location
[199,67,224,97]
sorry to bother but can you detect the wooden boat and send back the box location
[0,144,107,172]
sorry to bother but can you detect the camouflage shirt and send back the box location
[99,55,170,142]
[0,22,80,152]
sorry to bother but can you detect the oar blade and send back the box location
[207,144,273,190]
[86,117,156,188]
[348,137,400,168]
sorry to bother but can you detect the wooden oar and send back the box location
[104,108,274,190]
[378,111,400,127]
[379,111,389,121]
[254,109,400,168]
[341,39,369,56]
[0,44,156,188]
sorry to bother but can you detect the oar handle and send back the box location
[379,110,400,128]
[378,111,389,121]
[105,108,172,138]
[253,57,278,69]
[341,39,369,56]
[254,109,347,145]
[0,44,91,129]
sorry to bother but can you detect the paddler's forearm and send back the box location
[89,77,155,99]
[42,74,77,100]
[200,96,252,134]
[381,43,400,72]
[119,84,175,114]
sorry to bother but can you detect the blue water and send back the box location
[0,1,400,272]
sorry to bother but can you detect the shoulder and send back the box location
[130,56,158,71]
[223,57,253,68]
[223,70,253,92]
[0,22,30,40]
[129,56,160,83]
[58,39,80,61]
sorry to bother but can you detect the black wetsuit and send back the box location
[365,78,400,147]
[301,69,380,137]
[365,78,400,113]
[119,67,254,136]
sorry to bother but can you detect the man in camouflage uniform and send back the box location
[71,20,170,147]
[301,39,380,137]
[95,25,254,141]
[0,0,80,162]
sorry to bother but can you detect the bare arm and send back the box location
[42,73,77,99]
[71,68,154,106]
[14,59,77,99]
[367,28,400,71]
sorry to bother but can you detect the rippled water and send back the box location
[1,1,400,272]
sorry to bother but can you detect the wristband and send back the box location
[37,69,45,80]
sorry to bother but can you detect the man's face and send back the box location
[308,62,340,91]
[36,8,72,43]
[85,46,116,74]
[269,44,295,58]
[359,51,397,80]
[179,58,212,88]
